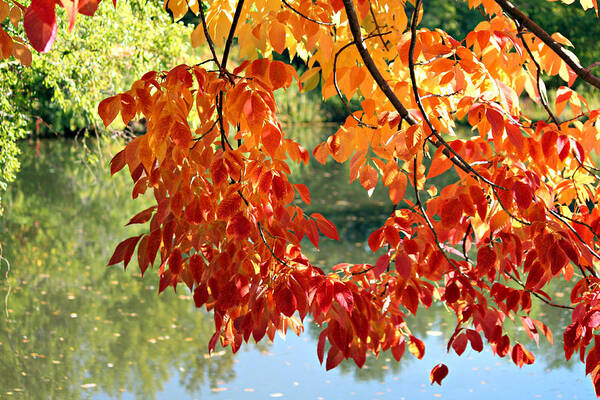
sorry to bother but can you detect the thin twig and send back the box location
[198,2,223,72]
[258,222,294,269]
[505,270,574,310]
[216,93,234,151]
[490,185,531,226]
[462,223,472,263]
[515,24,560,125]
[368,3,388,50]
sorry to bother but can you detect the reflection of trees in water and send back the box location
[0,139,238,399]
[1,138,585,397]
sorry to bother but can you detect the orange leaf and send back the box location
[294,183,311,205]
[408,335,425,359]
[427,148,452,179]
[262,123,282,155]
[358,163,378,193]
[311,213,339,240]
[269,21,286,54]
[98,95,120,127]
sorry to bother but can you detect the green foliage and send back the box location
[0,0,202,213]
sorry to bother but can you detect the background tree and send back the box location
[6,0,600,395]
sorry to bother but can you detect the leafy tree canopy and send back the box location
[5,0,600,394]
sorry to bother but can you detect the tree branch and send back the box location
[495,0,600,90]
[198,1,223,72]
[221,0,246,71]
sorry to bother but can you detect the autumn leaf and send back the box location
[24,0,57,53]
[430,363,449,386]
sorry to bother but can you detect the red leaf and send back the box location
[486,108,505,137]
[506,123,524,148]
[275,285,297,317]
[511,343,535,368]
[452,333,468,355]
[444,281,460,303]
[226,213,252,239]
[395,249,412,280]
[374,253,391,277]
[430,363,449,386]
[466,329,483,352]
[368,227,384,252]
[333,282,354,313]
[326,346,344,370]
[513,181,532,209]
[312,213,339,240]
[306,219,319,248]
[24,0,57,53]
[317,330,327,364]
[391,338,405,361]
[108,235,142,268]
[126,206,155,225]
[193,284,209,308]
[440,198,462,227]
[477,246,497,275]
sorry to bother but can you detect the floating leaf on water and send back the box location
[80,383,97,389]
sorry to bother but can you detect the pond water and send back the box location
[0,138,595,399]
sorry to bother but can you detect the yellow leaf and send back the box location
[300,67,321,92]
[190,24,204,48]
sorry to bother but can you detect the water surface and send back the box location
[0,138,594,399]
